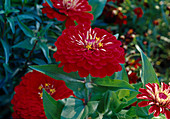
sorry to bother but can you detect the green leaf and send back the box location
[87,101,99,114]
[88,0,107,24]
[17,17,34,37]
[0,15,4,23]
[97,91,112,113]
[136,103,149,118]
[39,22,53,37]
[126,107,136,117]
[7,17,15,34]
[93,76,134,90]
[4,0,11,11]
[29,64,83,81]
[12,38,38,50]
[17,14,42,22]
[0,10,5,14]
[118,89,130,100]
[136,45,159,86]
[115,64,129,82]
[43,89,64,119]
[0,38,10,64]
[61,98,88,119]
[38,42,52,63]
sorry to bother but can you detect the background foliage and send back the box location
[0,0,169,118]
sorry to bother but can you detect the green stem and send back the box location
[85,74,91,104]
[84,75,91,119]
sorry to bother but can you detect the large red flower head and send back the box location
[137,82,170,118]
[53,24,125,78]
[11,70,74,119]
[133,7,143,18]
[42,0,93,28]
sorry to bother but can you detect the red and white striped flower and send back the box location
[137,82,170,118]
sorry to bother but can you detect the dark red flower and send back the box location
[137,82,170,118]
[42,0,93,28]
[53,24,125,78]
[114,11,127,25]
[134,7,143,18]
[11,70,74,119]
[128,72,139,84]
[103,5,127,26]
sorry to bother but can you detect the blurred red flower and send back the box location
[134,7,143,18]
[128,72,139,84]
[11,70,74,119]
[103,5,127,26]
[137,82,170,118]
[42,0,93,28]
[53,24,125,78]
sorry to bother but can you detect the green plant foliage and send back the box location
[93,76,135,90]
[43,89,64,119]
[114,64,129,82]
[136,45,159,86]
[61,97,88,119]
[88,0,107,24]
[0,38,10,64]
[97,91,112,113]
[16,17,34,37]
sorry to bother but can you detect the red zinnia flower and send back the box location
[134,7,143,18]
[53,24,125,78]
[11,70,74,119]
[42,0,93,28]
[137,82,170,118]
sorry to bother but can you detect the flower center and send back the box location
[159,92,168,99]
[38,83,56,99]
[85,34,103,50]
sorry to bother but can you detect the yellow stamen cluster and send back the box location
[38,83,56,99]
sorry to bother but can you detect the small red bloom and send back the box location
[153,20,159,26]
[114,11,127,25]
[128,72,139,84]
[42,0,93,28]
[53,24,125,78]
[137,82,170,118]
[11,70,74,119]
[134,7,143,18]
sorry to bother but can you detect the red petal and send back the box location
[78,68,89,77]
[149,105,157,114]
[65,18,75,28]
[138,101,149,107]
[164,109,170,119]
[153,107,160,117]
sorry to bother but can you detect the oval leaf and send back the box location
[88,0,107,24]
[17,17,34,37]
[0,38,10,64]
[136,45,159,86]
[93,76,134,89]
[61,98,88,119]
[43,89,64,119]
